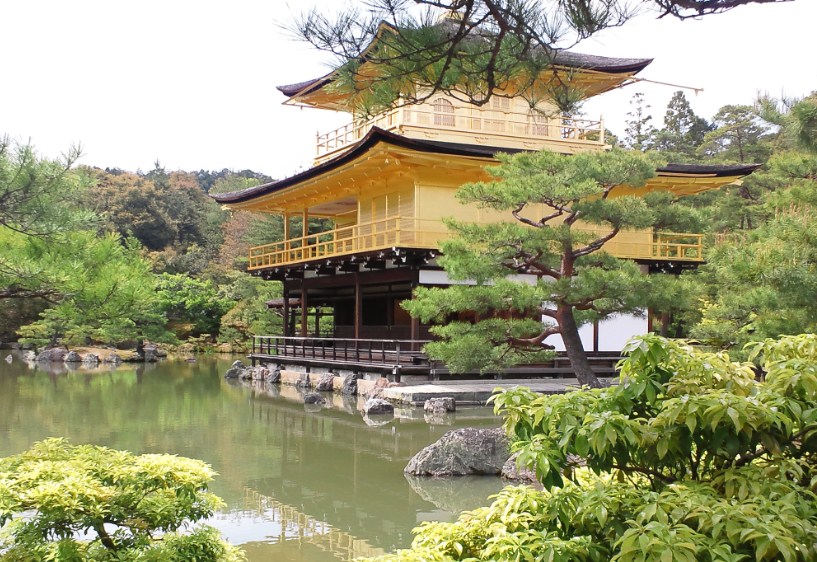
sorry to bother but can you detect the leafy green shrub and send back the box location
[368,334,817,561]
[0,439,244,561]
[156,272,233,338]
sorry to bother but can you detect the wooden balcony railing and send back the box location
[248,216,447,270]
[252,336,431,368]
[316,105,605,161]
[248,217,705,271]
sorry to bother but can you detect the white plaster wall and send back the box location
[550,312,647,352]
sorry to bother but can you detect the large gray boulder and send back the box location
[82,353,100,366]
[315,373,335,391]
[36,348,66,363]
[268,368,281,384]
[224,360,247,379]
[424,397,456,414]
[143,344,159,363]
[103,353,122,365]
[295,373,310,389]
[501,452,540,484]
[341,374,358,395]
[363,398,394,415]
[63,351,82,363]
[405,427,510,476]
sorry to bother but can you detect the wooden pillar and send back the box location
[302,209,308,237]
[300,286,308,337]
[282,283,290,337]
[283,212,290,255]
[409,275,419,350]
[593,320,600,353]
[354,273,362,340]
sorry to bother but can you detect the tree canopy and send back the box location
[294,0,790,115]
[0,439,245,561]
[404,148,702,387]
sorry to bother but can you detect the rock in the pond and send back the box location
[224,360,247,379]
[82,353,100,366]
[63,351,82,363]
[103,353,122,365]
[268,368,281,384]
[501,452,540,484]
[315,373,335,391]
[22,350,36,362]
[143,344,159,363]
[252,366,269,381]
[341,374,357,395]
[404,427,510,476]
[36,348,66,362]
[363,398,394,415]
[365,377,390,398]
[295,373,310,388]
[303,392,325,405]
[4,354,11,364]
[424,397,456,414]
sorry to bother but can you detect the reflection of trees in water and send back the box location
[0,356,502,555]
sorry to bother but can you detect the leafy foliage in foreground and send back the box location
[0,439,244,562]
[367,334,817,561]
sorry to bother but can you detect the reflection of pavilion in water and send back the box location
[221,384,502,555]
[238,487,385,561]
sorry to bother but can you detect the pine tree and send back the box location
[623,92,655,151]
[653,91,712,160]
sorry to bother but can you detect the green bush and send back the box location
[368,334,817,561]
[0,439,244,561]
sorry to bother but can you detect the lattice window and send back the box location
[432,98,455,127]
[491,97,511,111]
[528,110,549,136]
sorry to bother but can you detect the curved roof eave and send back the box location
[210,127,761,205]
[277,21,652,100]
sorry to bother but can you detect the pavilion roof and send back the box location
[210,127,760,205]
[277,20,652,107]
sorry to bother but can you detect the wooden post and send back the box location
[282,284,290,337]
[409,272,420,350]
[300,286,308,337]
[599,115,606,145]
[283,212,290,258]
[354,273,362,340]
[593,320,600,353]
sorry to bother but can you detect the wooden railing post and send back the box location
[599,115,605,144]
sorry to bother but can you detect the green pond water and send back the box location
[0,352,505,561]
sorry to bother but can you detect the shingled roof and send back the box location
[278,52,652,99]
[278,19,652,100]
[210,127,760,205]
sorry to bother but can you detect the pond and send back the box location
[0,352,505,561]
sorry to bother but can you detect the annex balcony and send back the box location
[315,104,606,164]
[247,216,704,271]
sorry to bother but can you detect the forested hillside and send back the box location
[0,147,281,351]
[1,90,815,354]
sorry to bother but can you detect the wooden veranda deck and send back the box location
[249,335,622,381]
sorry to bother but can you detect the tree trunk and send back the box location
[556,305,603,388]
[660,312,671,337]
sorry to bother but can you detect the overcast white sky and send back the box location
[0,1,813,180]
